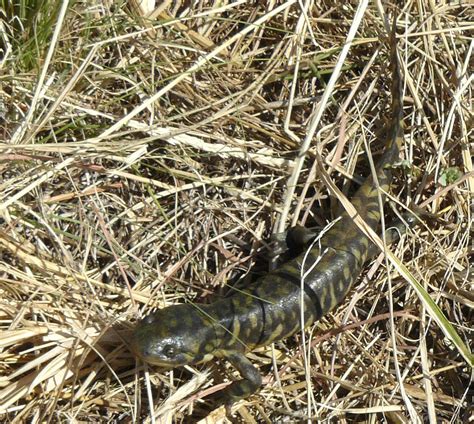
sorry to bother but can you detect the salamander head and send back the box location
[131,303,219,367]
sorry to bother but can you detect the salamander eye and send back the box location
[163,344,176,357]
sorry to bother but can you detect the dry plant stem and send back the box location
[10,0,70,145]
[98,0,298,138]
[374,7,417,421]
[22,46,100,145]
[282,0,306,144]
[277,0,370,233]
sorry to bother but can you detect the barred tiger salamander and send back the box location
[132,29,404,402]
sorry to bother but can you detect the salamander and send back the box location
[131,27,404,402]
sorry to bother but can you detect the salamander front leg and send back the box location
[221,351,262,402]
[271,225,319,255]
[286,224,318,253]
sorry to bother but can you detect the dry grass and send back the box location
[1,1,472,422]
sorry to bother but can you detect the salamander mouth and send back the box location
[132,343,195,367]
[138,356,177,367]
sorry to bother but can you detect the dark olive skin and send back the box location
[132,30,404,403]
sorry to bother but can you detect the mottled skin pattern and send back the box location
[132,32,404,402]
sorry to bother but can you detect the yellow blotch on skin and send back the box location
[368,210,380,221]
[352,248,362,263]
[329,280,338,310]
[249,313,258,328]
[229,319,241,345]
[338,280,347,297]
[343,266,351,281]
[269,323,284,341]
[319,286,329,312]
